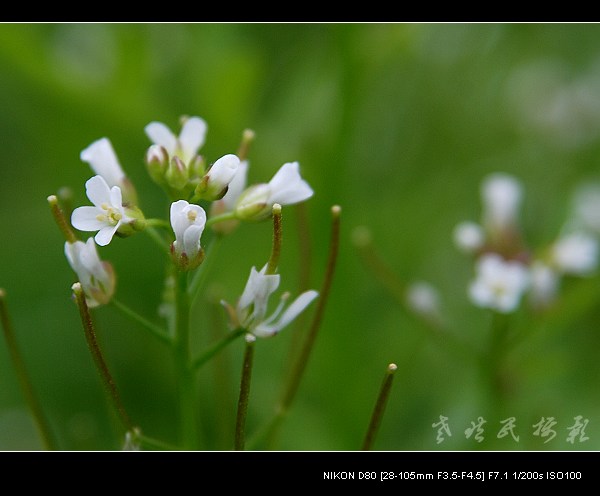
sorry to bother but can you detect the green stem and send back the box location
[72,283,133,431]
[189,236,222,302]
[361,363,397,450]
[48,195,77,243]
[111,298,172,346]
[192,328,245,371]
[145,226,170,252]
[205,211,237,228]
[146,218,171,229]
[266,205,341,449]
[234,335,255,451]
[0,289,58,450]
[173,271,199,449]
[484,311,510,417]
[265,204,282,275]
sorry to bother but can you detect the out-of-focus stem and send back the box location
[0,289,58,450]
[266,204,282,275]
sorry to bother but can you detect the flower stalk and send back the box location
[0,289,58,450]
[361,363,397,451]
[72,282,133,431]
[234,334,256,450]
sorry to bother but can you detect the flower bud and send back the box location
[165,156,189,191]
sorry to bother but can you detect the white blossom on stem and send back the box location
[145,116,207,166]
[481,173,523,230]
[71,176,132,246]
[469,253,529,313]
[453,221,485,254]
[551,232,598,275]
[195,154,240,201]
[64,238,115,307]
[228,265,318,338]
[170,200,207,271]
[235,162,313,221]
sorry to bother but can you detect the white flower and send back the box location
[551,232,598,275]
[195,154,241,201]
[170,200,207,270]
[64,238,115,307]
[233,265,318,338]
[145,116,207,165]
[529,261,559,307]
[80,138,125,189]
[235,162,313,221]
[573,184,600,233]
[469,254,530,313]
[71,175,131,246]
[453,221,485,253]
[405,281,442,322]
[481,173,523,230]
[81,138,137,204]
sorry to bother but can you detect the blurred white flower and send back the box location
[551,232,598,276]
[230,265,318,338]
[469,254,530,313]
[235,162,313,221]
[453,221,485,253]
[529,261,559,307]
[64,238,115,307]
[573,184,600,233]
[481,173,523,230]
[145,116,207,165]
[71,175,131,246]
[405,281,442,323]
[210,160,249,235]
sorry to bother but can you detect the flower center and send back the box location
[187,210,197,222]
[96,203,122,225]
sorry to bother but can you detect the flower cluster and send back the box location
[454,173,600,313]
[59,115,317,337]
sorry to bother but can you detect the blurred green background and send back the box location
[1,23,600,451]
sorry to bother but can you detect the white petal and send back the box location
[79,237,103,272]
[208,154,240,187]
[268,162,313,206]
[64,241,84,273]
[145,122,177,155]
[183,224,204,258]
[71,206,107,232]
[85,175,112,207]
[80,138,125,188]
[222,160,249,209]
[254,290,318,337]
[109,186,124,209]
[95,224,119,246]
[238,266,280,320]
[170,200,189,241]
[179,117,207,162]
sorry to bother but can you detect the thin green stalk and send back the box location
[234,334,256,451]
[265,204,282,275]
[72,283,133,431]
[111,298,172,346]
[484,311,510,417]
[189,236,222,301]
[146,218,171,229]
[262,205,341,449]
[361,363,397,451]
[173,271,199,449]
[48,195,77,243]
[0,289,58,450]
[192,328,245,371]
[205,211,237,228]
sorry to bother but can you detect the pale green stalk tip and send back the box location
[272,203,282,215]
[388,363,398,373]
[0,288,6,299]
[47,195,58,205]
[331,205,342,217]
